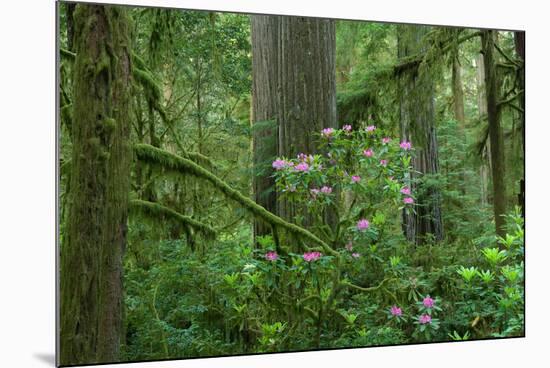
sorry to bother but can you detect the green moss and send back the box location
[129,199,216,239]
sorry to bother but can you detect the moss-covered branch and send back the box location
[134,143,337,256]
[340,277,396,293]
[129,198,216,238]
[394,30,482,74]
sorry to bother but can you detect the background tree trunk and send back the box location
[452,43,467,194]
[251,15,279,241]
[60,4,132,365]
[397,25,444,244]
[514,31,525,217]
[476,53,490,205]
[481,29,507,237]
[276,16,337,228]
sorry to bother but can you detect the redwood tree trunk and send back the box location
[251,15,279,240]
[481,30,507,238]
[276,16,337,228]
[60,4,132,365]
[397,25,444,244]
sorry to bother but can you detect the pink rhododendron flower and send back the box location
[419,314,432,324]
[352,252,361,258]
[390,305,402,317]
[295,162,310,172]
[345,242,353,251]
[265,251,278,261]
[401,187,411,195]
[303,251,322,262]
[400,141,412,150]
[272,159,287,170]
[321,186,332,194]
[351,175,361,183]
[423,296,435,308]
[363,149,374,157]
[382,137,391,144]
[380,159,388,166]
[403,197,414,204]
[366,125,376,132]
[310,188,320,197]
[357,219,370,231]
[342,124,352,132]
[321,128,335,138]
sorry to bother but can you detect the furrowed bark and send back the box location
[60,4,132,365]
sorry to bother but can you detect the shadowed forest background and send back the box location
[58,2,525,366]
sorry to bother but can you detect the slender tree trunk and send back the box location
[60,4,132,365]
[481,30,507,237]
[476,53,490,205]
[397,25,444,244]
[451,43,467,194]
[276,16,337,228]
[251,15,279,241]
[514,31,525,217]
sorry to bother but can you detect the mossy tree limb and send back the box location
[134,143,338,256]
[129,199,216,239]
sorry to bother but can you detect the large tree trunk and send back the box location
[276,16,337,228]
[397,25,444,244]
[251,15,279,241]
[481,30,507,237]
[60,4,132,365]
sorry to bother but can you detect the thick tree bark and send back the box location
[481,30,507,237]
[397,25,444,244]
[276,16,337,228]
[60,4,132,365]
[251,15,279,240]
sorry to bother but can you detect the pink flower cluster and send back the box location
[265,251,278,261]
[357,219,370,231]
[400,187,411,195]
[303,251,322,262]
[400,140,412,150]
[272,159,288,170]
[363,149,373,157]
[351,175,361,183]
[297,153,314,163]
[321,186,332,194]
[423,296,435,308]
[401,186,414,204]
[366,125,376,132]
[403,197,414,204]
[352,252,361,258]
[418,314,432,324]
[295,162,310,172]
[321,128,335,138]
[390,305,403,317]
[342,124,352,132]
[382,137,391,144]
[380,159,388,167]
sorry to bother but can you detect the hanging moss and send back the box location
[133,143,338,256]
[129,199,216,239]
